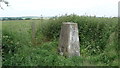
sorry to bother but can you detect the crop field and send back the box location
[1,15,119,66]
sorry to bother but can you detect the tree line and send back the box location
[1,17,32,21]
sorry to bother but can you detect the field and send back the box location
[1,15,119,66]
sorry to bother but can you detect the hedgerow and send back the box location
[2,14,118,66]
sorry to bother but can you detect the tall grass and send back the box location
[2,15,118,66]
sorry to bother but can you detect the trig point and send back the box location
[58,22,80,57]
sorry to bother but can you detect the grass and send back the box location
[1,15,119,66]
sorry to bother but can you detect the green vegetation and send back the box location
[2,14,118,66]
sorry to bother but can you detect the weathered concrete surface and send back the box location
[58,22,80,57]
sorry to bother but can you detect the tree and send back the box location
[25,18,31,20]
[0,0,9,9]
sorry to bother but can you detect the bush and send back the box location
[39,21,62,40]
[36,14,117,56]
[2,14,118,66]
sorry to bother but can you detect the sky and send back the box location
[0,0,120,17]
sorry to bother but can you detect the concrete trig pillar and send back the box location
[58,22,80,57]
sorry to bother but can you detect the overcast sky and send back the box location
[0,0,119,17]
